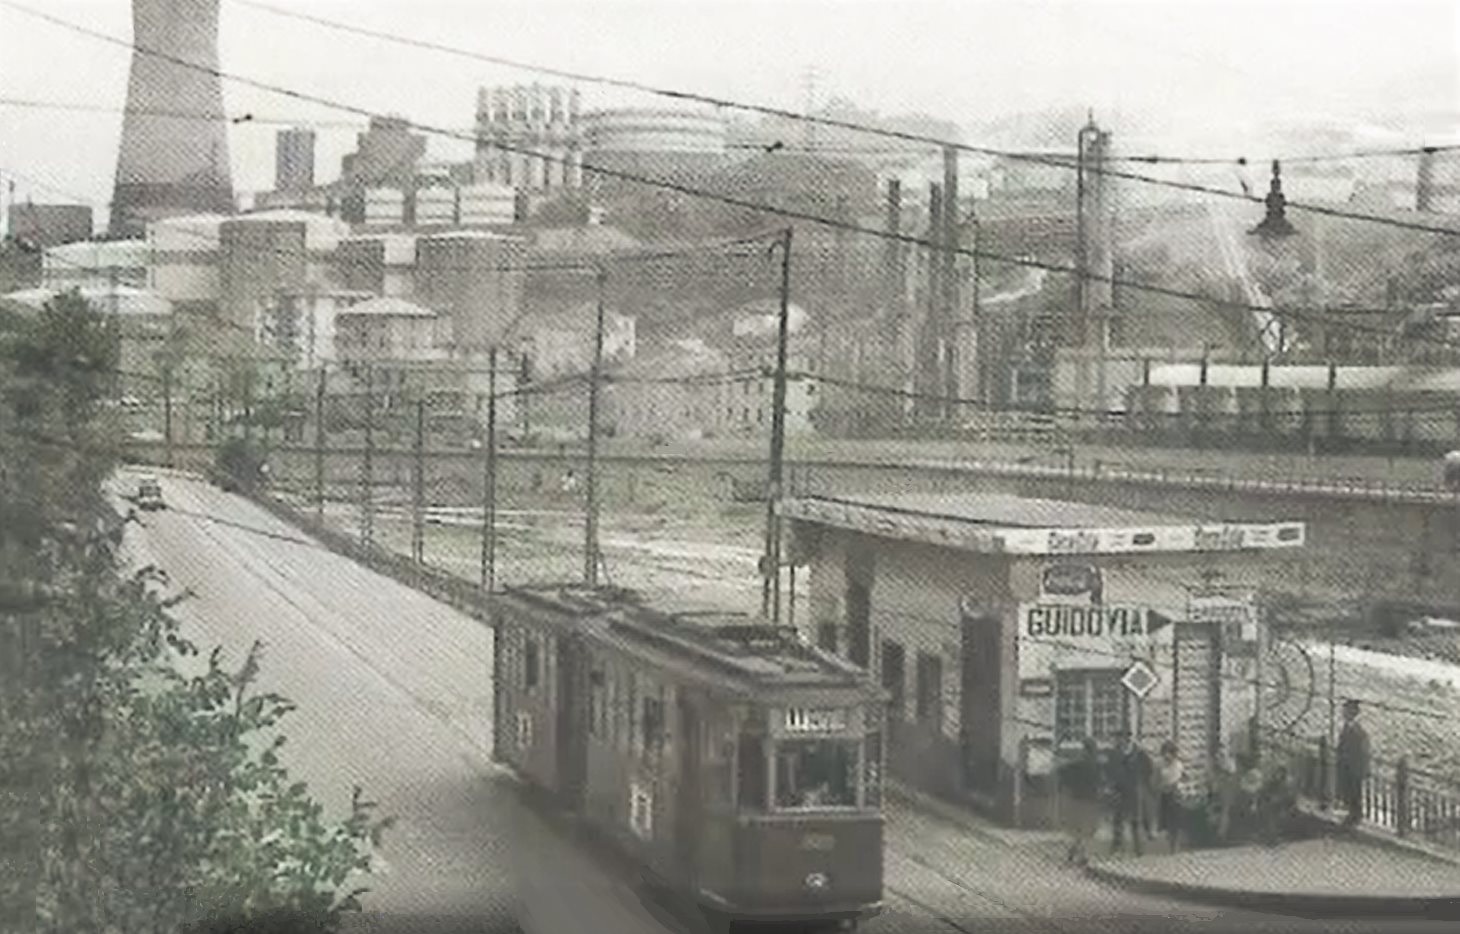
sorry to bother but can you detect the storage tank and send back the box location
[416,186,456,228]
[218,210,350,331]
[363,188,407,228]
[336,233,418,298]
[414,230,527,351]
[146,213,226,307]
[459,183,517,226]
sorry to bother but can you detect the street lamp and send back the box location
[1251,160,1298,240]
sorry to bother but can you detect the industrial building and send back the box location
[413,230,527,352]
[145,213,227,312]
[5,203,93,248]
[782,492,1305,826]
[41,239,149,290]
[581,106,730,194]
[275,128,317,192]
[475,84,584,191]
[217,210,352,332]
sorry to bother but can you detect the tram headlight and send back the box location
[804,872,830,891]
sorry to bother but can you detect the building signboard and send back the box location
[779,498,1305,558]
[1041,563,1104,599]
[1016,602,1176,682]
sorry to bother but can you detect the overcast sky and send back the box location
[1,0,1457,211]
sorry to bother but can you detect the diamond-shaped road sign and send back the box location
[1121,660,1159,699]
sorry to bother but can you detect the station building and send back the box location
[780,492,1307,827]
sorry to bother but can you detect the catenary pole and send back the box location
[412,397,426,565]
[314,367,326,522]
[761,227,793,621]
[481,348,499,594]
[584,265,608,586]
[362,365,374,546]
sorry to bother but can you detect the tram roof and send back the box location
[493,584,877,698]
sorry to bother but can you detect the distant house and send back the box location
[608,338,728,442]
[333,296,516,436]
[712,301,819,438]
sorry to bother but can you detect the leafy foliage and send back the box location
[2,291,391,933]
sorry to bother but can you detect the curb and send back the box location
[1084,861,1460,919]
[1295,803,1460,868]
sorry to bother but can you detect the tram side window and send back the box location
[641,695,665,760]
[737,732,767,810]
[774,739,858,809]
[589,667,606,739]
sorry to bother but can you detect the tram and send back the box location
[491,584,886,932]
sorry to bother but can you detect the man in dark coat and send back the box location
[1336,699,1370,828]
[1109,730,1151,855]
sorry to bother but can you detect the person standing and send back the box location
[1152,740,1185,853]
[1109,731,1150,856]
[1336,699,1371,829]
[1061,737,1103,866]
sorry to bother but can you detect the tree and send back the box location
[2,292,391,934]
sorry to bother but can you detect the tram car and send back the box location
[491,583,886,932]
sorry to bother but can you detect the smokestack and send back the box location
[111,0,234,237]
[1417,149,1436,213]
[884,179,902,311]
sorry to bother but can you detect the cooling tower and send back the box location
[110,0,234,238]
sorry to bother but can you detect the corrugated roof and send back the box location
[2,285,172,317]
[815,492,1194,531]
[1148,364,1460,392]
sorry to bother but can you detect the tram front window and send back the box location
[774,739,858,809]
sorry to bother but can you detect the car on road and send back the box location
[136,475,165,511]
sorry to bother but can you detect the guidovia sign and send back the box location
[1016,602,1175,680]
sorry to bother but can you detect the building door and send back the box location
[960,610,1003,794]
[675,691,702,883]
[555,638,586,809]
[845,546,874,669]
[881,640,906,740]
[1172,622,1222,798]
[846,581,871,669]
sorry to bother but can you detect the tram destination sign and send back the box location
[784,707,850,733]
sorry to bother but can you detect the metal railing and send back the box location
[902,455,1460,506]
[1262,729,1460,853]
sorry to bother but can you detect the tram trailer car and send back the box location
[492,584,887,932]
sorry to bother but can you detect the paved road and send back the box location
[112,471,680,934]
[112,470,1460,934]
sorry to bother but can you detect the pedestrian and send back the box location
[1152,740,1185,853]
[1109,731,1150,856]
[1336,699,1371,828]
[1060,737,1103,866]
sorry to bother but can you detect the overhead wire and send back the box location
[220,0,1460,237]
[7,1,1460,365]
[8,94,1459,169]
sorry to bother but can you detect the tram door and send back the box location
[556,639,587,808]
[675,693,703,878]
[960,610,1002,794]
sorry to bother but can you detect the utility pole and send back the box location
[584,265,608,586]
[162,366,174,468]
[481,348,499,594]
[761,227,794,621]
[362,366,375,546]
[314,367,326,522]
[941,145,961,423]
[412,397,426,566]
